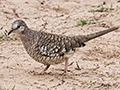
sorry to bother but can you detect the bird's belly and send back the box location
[36,56,65,65]
[27,46,75,65]
[29,51,75,65]
[26,47,64,65]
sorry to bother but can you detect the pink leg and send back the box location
[68,62,74,66]
[34,65,50,75]
[64,59,69,73]
[40,65,50,74]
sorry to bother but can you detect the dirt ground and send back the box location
[0,0,120,90]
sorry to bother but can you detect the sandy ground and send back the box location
[0,0,120,90]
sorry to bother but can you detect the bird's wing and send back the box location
[34,32,85,58]
[34,32,67,58]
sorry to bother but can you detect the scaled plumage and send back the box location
[8,20,119,74]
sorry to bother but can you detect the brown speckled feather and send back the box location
[19,26,119,65]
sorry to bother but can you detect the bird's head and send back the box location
[8,20,28,35]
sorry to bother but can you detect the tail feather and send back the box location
[77,27,119,42]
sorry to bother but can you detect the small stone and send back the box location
[34,82,38,84]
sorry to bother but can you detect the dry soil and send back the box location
[0,0,120,90]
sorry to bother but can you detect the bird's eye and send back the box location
[17,25,20,28]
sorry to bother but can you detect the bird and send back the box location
[8,20,119,75]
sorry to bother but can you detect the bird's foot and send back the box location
[33,65,51,75]
[33,71,50,75]
[33,72,45,75]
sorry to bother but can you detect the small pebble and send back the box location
[34,82,38,84]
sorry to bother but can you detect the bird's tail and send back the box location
[76,27,119,42]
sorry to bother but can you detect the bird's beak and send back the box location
[8,29,14,35]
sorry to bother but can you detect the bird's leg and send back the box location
[40,65,50,74]
[68,62,74,66]
[34,65,50,75]
[64,58,69,73]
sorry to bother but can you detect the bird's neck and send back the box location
[19,29,39,54]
